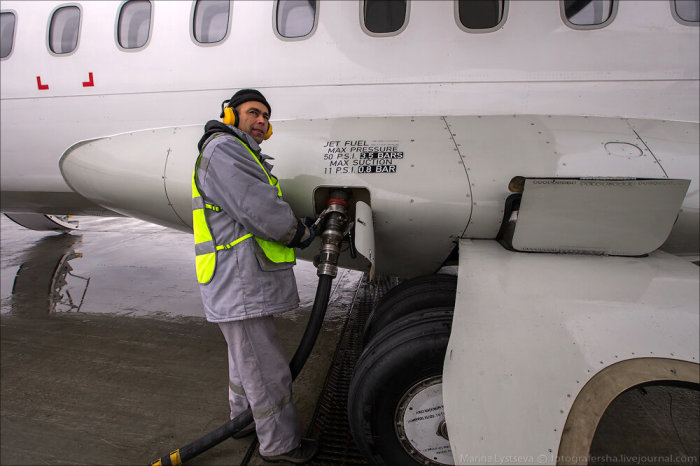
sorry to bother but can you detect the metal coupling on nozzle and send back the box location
[316,190,350,278]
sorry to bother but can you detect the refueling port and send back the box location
[311,187,372,275]
[316,190,351,277]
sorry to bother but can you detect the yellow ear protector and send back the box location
[221,100,273,140]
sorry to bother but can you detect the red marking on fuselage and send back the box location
[36,76,49,90]
[82,72,94,87]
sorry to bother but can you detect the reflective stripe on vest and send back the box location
[192,133,295,284]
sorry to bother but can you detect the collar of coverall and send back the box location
[199,120,274,162]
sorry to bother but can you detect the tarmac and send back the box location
[1,215,698,466]
[0,215,362,465]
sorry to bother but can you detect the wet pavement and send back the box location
[2,215,698,466]
[0,215,362,465]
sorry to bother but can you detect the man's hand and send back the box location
[298,226,315,249]
[287,217,317,249]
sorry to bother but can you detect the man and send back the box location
[192,89,317,463]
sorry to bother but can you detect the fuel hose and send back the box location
[151,192,349,466]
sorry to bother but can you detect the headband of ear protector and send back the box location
[220,99,273,141]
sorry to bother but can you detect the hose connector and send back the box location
[316,190,350,277]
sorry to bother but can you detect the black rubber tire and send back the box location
[360,307,454,360]
[348,316,453,466]
[363,274,457,345]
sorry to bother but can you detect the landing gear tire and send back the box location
[363,274,457,345]
[349,315,454,466]
[362,307,455,357]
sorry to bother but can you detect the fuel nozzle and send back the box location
[316,190,350,277]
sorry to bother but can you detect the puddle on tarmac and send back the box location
[0,214,364,465]
[1,215,362,322]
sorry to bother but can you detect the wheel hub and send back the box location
[395,376,454,465]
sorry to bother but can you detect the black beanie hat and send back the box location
[226,89,271,116]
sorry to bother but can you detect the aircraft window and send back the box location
[363,0,408,35]
[193,0,230,44]
[0,11,15,59]
[457,0,506,31]
[673,0,700,23]
[49,5,81,54]
[561,0,616,29]
[118,0,152,49]
[276,0,317,38]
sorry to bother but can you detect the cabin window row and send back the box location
[1,0,699,60]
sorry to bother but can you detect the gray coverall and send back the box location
[194,122,302,456]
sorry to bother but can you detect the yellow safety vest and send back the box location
[192,134,295,284]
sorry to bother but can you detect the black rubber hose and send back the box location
[150,274,334,466]
[290,275,333,378]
